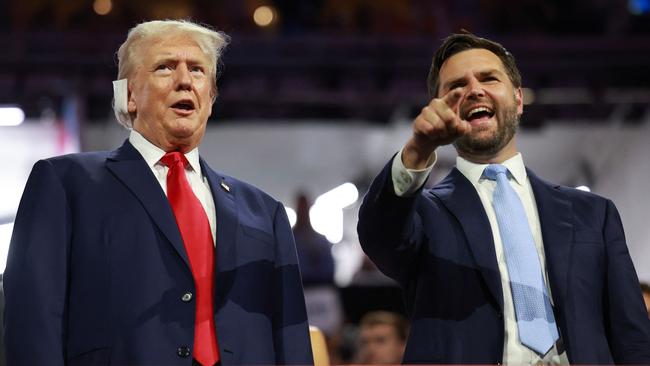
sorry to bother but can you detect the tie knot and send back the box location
[483,164,509,181]
[160,151,188,168]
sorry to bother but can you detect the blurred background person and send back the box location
[294,192,335,287]
[351,255,397,287]
[293,192,344,363]
[355,311,409,364]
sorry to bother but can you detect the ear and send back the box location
[127,82,137,113]
[208,86,218,117]
[211,84,218,102]
[514,87,523,115]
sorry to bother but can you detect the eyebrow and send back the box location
[477,68,504,78]
[441,68,505,91]
[152,54,209,66]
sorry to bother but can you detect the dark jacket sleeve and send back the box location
[4,160,69,365]
[271,201,314,365]
[602,199,650,363]
[357,156,427,287]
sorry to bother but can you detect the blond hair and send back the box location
[113,19,229,127]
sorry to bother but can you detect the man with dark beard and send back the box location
[357,33,650,364]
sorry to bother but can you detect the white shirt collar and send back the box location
[456,152,527,186]
[128,129,203,175]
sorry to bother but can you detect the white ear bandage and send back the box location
[112,79,130,127]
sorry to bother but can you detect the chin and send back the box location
[168,122,200,138]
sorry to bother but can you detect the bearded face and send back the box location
[436,48,523,160]
[454,92,520,157]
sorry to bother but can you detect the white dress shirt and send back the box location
[129,130,217,244]
[392,149,569,365]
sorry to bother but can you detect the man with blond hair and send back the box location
[4,20,313,365]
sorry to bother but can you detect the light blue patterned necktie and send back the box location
[483,164,559,356]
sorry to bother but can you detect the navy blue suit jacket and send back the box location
[4,140,313,365]
[358,157,650,364]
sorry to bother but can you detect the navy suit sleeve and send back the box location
[4,160,69,365]
[271,201,314,365]
[357,157,426,286]
[602,199,650,363]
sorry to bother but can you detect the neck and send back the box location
[457,138,518,164]
[133,124,195,153]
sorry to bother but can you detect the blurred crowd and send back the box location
[4,0,649,36]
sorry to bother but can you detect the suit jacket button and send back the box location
[181,292,193,302]
[177,346,191,358]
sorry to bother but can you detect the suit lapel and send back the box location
[105,140,190,268]
[201,159,240,359]
[200,159,239,273]
[433,168,504,310]
[528,170,573,307]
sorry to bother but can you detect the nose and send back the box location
[174,64,192,91]
[466,77,485,99]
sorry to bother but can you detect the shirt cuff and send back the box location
[391,149,436,197]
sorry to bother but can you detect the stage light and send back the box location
[310,183,359,244]
[0,107,25,126]
[629,0,650,14]
[315,183,359,208]
[285,206,297,228]
[93,0,112,15]
[253,5,276,27]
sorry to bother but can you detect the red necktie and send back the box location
[160,152,219,366]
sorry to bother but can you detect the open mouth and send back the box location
[464,106,495,122]
[171,100,195,112]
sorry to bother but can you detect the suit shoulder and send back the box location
[556,184,610,204]
[36,151,109,180]
[43,151,110,169]
[556,184,615,219]
[529,169,611,207]
[29,151,109,177]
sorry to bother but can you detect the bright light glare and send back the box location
[0,107,25,126]
[253,6,275,27]
[285,206,297,228]
[310,183,359,244]
[575,185,591,192]
[0,222,14,273]
[314,183,358,208]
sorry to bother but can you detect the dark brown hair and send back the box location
[427,32,522,98]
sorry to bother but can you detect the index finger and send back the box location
[441,89,463,111]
